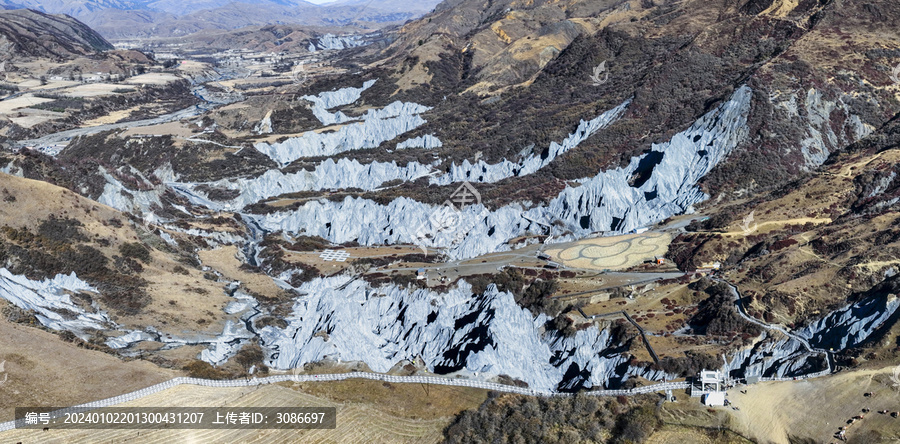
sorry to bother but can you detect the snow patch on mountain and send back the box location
[159,224,245,246]
[867,171,897,199]
[0,160,23,177]
[199,320,256,365]
[192,85,244,105]
[106,330,156,349]
[259,277,667,391]
[105,286,261,364]
[0,264,259,365]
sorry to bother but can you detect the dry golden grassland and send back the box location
[0,380,488,444]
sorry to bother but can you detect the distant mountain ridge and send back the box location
[0,0,441,39]
[0,0,140,16]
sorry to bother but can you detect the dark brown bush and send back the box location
[119,242,151,263]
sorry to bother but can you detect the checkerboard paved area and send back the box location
[319,249,350,262]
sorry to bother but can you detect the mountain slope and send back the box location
[1,1,900,440]
[347,0,899,205]
[330,0,439,16]
[0,8,113,58]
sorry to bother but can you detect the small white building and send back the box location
[692,369,728,406]
[703,391,726,406]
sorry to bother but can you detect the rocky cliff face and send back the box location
[724,335,825,379]
[309,33,366,52]
[248,86,751,260]
[171,158,435,211]
[724,294,899,379]
[1,0,899,402]
[798,294,900,351]
[253,101,430,167]
[0,268,113,333]
[429,99,631,186]
[260,277,657,391]
[375,0,898,202]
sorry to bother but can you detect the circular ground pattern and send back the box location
[545,232,671,270]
